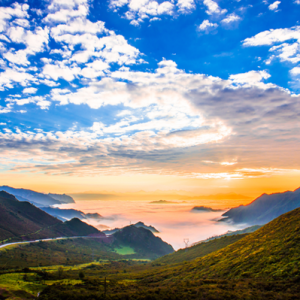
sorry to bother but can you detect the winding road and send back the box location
[0,235,110,250]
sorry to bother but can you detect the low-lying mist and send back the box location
[59,200,244,250]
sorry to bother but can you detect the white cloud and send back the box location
[109,0,197,24]
[51,18,107,37]
[0,67,36,90]
[44,5,88,23]
[39,79,60,87]
[42,62,81,81]
[243,26,300,46]
[0,105,12,113]
[52,31,141,66]
[4,26,49,65]
[23,87,37,94]
[199,20,218,31]
[3,49,30,66]
[0,34,10,42]
[221,13,241,24]
[229,70,271,85]
[268,1,280,11]
[0,3,29,32]
[243,26,300,65]
[150,17,161,22]
[81,60,110,78]
[13,18,30,28]
[203,0,227,15]
[110,0,129,9]
[7,96,51,109]
[269,42,300,64]
[290,67,300,75]
[177,0,195,13]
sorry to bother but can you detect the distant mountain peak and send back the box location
[221,187,300,225]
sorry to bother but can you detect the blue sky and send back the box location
[0,0,300,192]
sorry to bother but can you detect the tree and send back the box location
[79,271,85,280]
[57,267,64,279]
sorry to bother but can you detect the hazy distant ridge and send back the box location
[221,187,300,225]
[0,185,74,206]
[48,193,75,203]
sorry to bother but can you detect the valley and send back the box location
[0,186,299,299]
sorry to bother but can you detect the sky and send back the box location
[0,0,300,199]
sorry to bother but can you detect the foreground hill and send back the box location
[112,225,174,259]
[150,206,300,281]
[154,233,248,265]
[0,191,101,242]
[222,187,300,225]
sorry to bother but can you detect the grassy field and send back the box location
[114,246,136,255]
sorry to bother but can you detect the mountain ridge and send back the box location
[0,186,75,206]
[221,187,300,225]
[0,191,101,242]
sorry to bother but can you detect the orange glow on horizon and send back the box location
[0,169,299,208]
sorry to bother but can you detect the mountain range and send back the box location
[0,191,172,260]
[0,191,101,242]
[39,206,103,221]
[222,187,300,225]
[0,186,75,206]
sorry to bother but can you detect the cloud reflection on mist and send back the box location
[60,200,243,250]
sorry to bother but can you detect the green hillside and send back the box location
[155,233,248,265]
[0,191,61,241]
[112,225,174,259]
[0,238,121,269]
[144,207,300,282]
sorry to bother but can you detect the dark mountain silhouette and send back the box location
[150,200,175,204]
[0,191,101,241]
[133,221,159,233]
[112,225,174,259]
[55,218,102,237]
[221,187,300,225]
[103,221,159,235]
[191,206,224,212]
